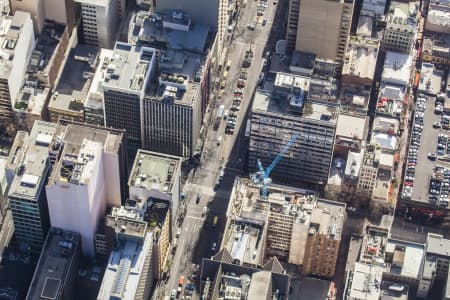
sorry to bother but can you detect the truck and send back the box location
[244,119,251,139]
[214,105,225,130]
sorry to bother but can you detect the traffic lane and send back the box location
[191,172,238,265]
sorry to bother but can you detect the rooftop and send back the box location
[418,62,443,96]
[201,250,290,299]
[97,231,153,300]
[347,262,383,300]
[8,121,57,198]
[370,132,398,151]
[380,281,409,300]
[373,116,400,134]
[359,225,389,265]
[226,178,345,265]
[342,35,379,80]
[129,149,181,196]
[106,205,148,239]
[49,45,98,114]
[426,233,450,257]
[85,48,114,110]
[356,15,373,37]
[14,21,66,116]
[381,51,413,87]
[129,10,209,54]
[386,1,417,30]
[385,238,424,278]
[296,277,333,300]
[102,43,156,93]
[0,11,33,80]
[48,122,124,185]
[26,228,80,300]
[252,90,338,123]
[426,7,450,29]
[344,150,363,179]
[361,0,387,16]
[336,114,368,140]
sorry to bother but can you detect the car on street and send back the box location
[262,18,267,26]
[247,22,256,30]
[211,242,217,252]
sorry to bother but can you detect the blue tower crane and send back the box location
[251,132,299,198]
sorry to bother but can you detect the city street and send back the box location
[160,0,282,298]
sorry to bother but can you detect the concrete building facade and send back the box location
[10,0,76,33]
[45,121,127,257]
[7,121,56,252]
[75,0,125,48]
[383,1,417,53]
[103,43,156,157]
[287,0,354,69]
[26,228,81,300]
[0,12,35,130]
[249,90,337,187]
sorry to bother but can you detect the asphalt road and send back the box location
[160,0,280,298]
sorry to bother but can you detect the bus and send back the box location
[244,120,251,139]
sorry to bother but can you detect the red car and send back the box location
[404,181,414,187]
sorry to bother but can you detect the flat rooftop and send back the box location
[386,1,417,29]
[342,35,379,80]
[0,11,31,79]
[380,281,409,300]
[336,113,368,140]
[103,43,155,93]
[129,149,181,195]
[49,45,98,114]
[86,48,114,109]
[385,238,424,278]
[97,232,153,300]
[27,21,65,76]
[48,122,124,185]
[348,262,383,300]
[418,62,443,96]
[8,121,57,199]
[223,223,263,267]
[381,51,413,87]
[252,90,338,123]
[26,229,80,300]
[129,10,209,54]
[106,206,148,239]
[426,233,450,257]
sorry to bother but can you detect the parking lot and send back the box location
[403,92,450,209]
[404,94,440,203]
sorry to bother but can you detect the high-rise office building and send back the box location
[97,214,154,300]
[26,228,81,300]
[0,11,35,130]
[153,0,228,52]
[102,43,156,158]
[249,88,338,187]
[75,0,125,48]
[128,149,181,227]
[10,0,76,33]
[128,10,210,157]
[7,121,56,252]
[45,121,128,257]
[383,1,417,53]
[287,0,354,69]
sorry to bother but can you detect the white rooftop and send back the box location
[386,239,424,278]
[345,150,363,178]
[343,36,379,80]
[97,232,153,300]
[381,51,413,87]
[349,262,383,300]
[336,114,367,140]
[426,233,450,257]
[371,132,398,151]
[418,62,443,96]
